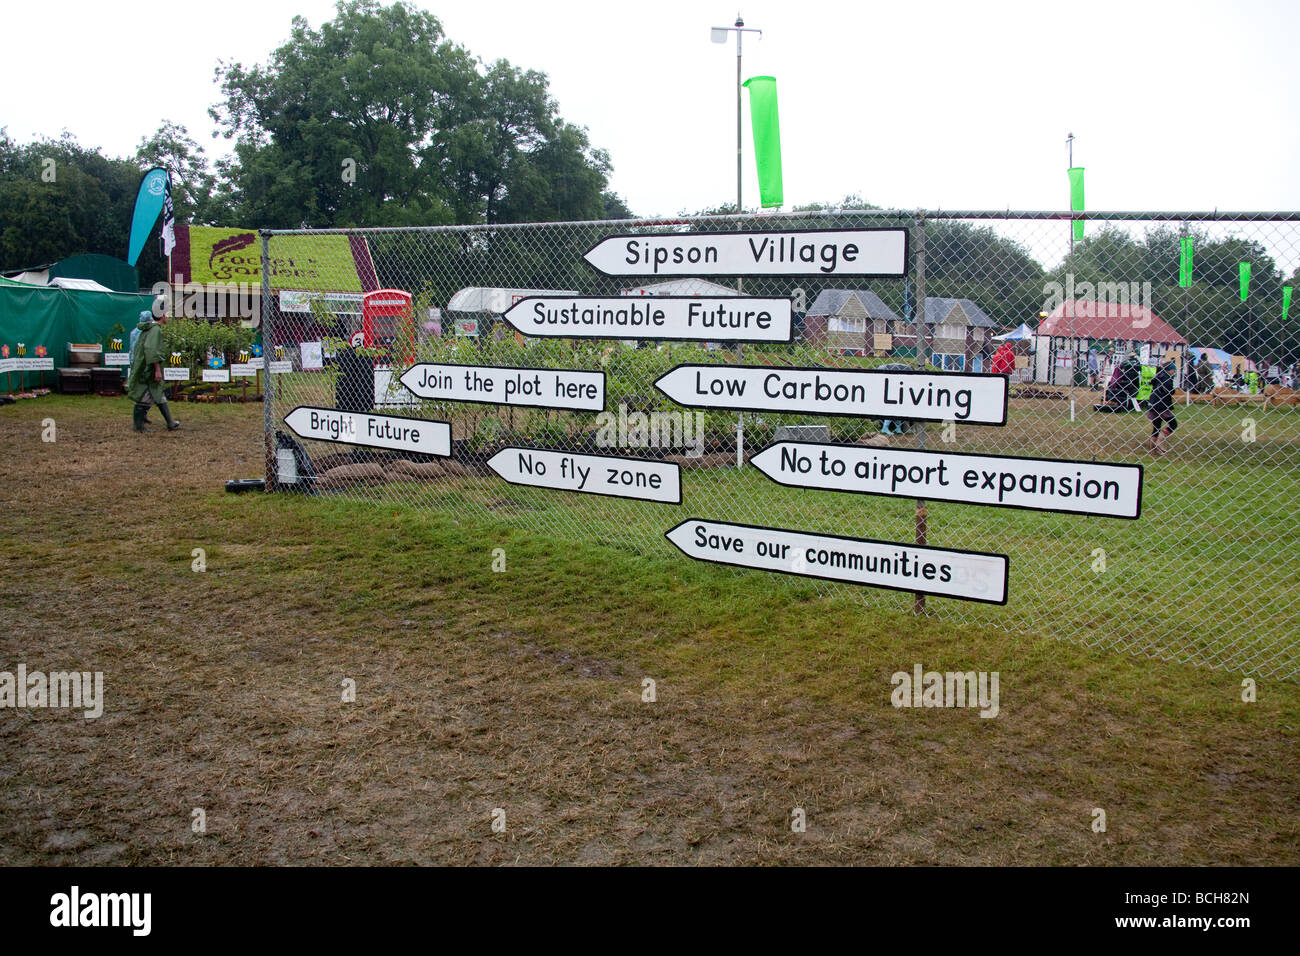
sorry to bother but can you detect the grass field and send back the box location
[278,369,1300,680]
[1,395,1297,864]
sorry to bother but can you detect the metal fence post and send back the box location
[261,230,274,491]
[911,211,928,615]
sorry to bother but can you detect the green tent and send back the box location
[0,277,154,388]
[47,254,140,294]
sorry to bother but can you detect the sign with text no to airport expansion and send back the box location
[583,229,908,277]
[751,442,1143,519]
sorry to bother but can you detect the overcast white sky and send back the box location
[3,0,1298,220]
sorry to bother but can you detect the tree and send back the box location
[0,130,151,276]
[211,0,613,228]
[135,121,229,225]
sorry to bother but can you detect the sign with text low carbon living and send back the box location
[665,519,1008,604]
[502,296,792,343]
[751,442,1143,519]
[583,229,908,277]
[488,448,681,504]
[655,365,1008,425]
[400,363,605,411]
[284,406,450,456]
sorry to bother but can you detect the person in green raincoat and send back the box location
[126,310,180,432]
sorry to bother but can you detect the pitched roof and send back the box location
[806,289,901,321]
[621,278,743,297]
[1037,299,1187,345]
[922,296,996,328]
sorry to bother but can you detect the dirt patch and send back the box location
[0,395,1297,865]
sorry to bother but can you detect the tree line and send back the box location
[1,1,1294,360]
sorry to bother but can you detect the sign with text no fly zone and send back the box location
[502,296,792,343]
[665,519,1008,604]
[655,365,1008,425]
[751,442,1143,519]
[583,229,908,277]
[488,448,681,504]
[284,406,451,455]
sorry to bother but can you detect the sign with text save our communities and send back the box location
[665,519,1008,604]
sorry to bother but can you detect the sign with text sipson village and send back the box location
[583,229,907,277]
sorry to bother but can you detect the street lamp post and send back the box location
[712,15,761,468]
[711,15,762,216]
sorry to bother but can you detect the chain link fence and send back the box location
[259,209,1300,680]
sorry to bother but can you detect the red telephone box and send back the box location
[362,289,415,359]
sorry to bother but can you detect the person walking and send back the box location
[1146,355,1178,456]
[126,311,180,432]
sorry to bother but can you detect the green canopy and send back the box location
[0,277,154,387]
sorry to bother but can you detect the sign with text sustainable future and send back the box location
[655,365,1008,425]
[583,229,907,277]
[751,442,1143,519]
[501,296,793,343]
[399,363,605,411]
[284,406,451,456]
[488,448,681,504]
[665,519,1008,604]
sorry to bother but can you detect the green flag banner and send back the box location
[1283,285,1293,321]
[1239,262,1251,301]
[1068,167,1085,241]
[743,75,783,208]
[1179,236,1194,288]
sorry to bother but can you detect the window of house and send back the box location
[829,315,865,333]
[933,352,966,371]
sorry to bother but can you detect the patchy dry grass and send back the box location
[0,395,1297,865]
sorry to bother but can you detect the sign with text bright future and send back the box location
[583,229,907,277]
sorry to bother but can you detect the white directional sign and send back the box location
[752,442,1143,519]
[284,405,451,455]
[487,447,681,504]
[400,363,606,411]
[665,520,1008,600]
[202,368,231,383]
[655,365,1007,425]
[103,353,130,367]
[666,518,1008,604]
[502,296,792,342]
[584,229,907,277]
[163,367,189,382]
